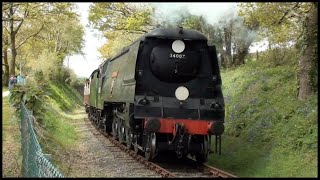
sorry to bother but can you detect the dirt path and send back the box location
[60,108,160,177]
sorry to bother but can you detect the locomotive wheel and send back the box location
[112,118,118,139]
[104,112,113,133]
[93,111,96,124]
[125,128,133,149]
[95,112,99,126]
[145,133,157,161]
[195,135,209,163]
[90,112,94,122]
[87,109,90,119]
[88,110,92,121]
[118,120,125,144]
[102,113,107,133]
[97,113,102,129]
[91,111,94,122]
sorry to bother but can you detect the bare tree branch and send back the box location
[13,7,30,34]
[3,24,11,34]
[13,19,24,35]
[16,23,44,49]
[276,2,300,25]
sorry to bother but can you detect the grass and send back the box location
[31,81,85,174]
[47,81,83,112]
[208,60,318,177]
[7,81,83,172]
[3,80,84,176]
[2,95,22,177]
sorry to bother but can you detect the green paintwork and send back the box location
[89,40,141,129]
[98,40,141,107]
[89,70,99,107]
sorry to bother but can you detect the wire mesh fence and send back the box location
[20,103,64,177]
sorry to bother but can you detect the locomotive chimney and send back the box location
[178,26,183,34]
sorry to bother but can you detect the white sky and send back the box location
[65,3,106,78]
[152,2,238,25]
[65,2,266,78]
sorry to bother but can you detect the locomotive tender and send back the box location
[86,27,225,163]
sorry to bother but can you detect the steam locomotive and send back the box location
[84,27,225,163]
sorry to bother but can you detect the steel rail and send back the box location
[89,117,237,178]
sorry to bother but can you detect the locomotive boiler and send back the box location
[86,27,225,163]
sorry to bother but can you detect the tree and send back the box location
[42,12,84,63]
[88,3,155,59]
[232,16,259,66]
[2,23,10,86]
[2,2,84,84]
[2,2,84,85]
[239,3,302,47]
[2,3,45,77]
[239,2,318,100]
[88,3,155,33]
[23,3,84,81]
[176,10,257,68]
[297,3,317,100]
[98,31,141,59]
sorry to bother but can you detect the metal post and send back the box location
[219,135,221,155]
[215,135,218,154]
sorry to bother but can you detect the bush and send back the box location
[9,84,50,119]
[260,46,299,67]
[31,50,61,81]
[208,52,317,177]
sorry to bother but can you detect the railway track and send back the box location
[88,117,237,178]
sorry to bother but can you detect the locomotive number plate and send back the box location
[169,53,186,59]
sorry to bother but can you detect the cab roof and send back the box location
[143,27,207,41]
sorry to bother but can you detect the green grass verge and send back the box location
[208,60,317,177]
[2,96,22,177]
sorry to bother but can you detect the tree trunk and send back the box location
[9,35,17,76]
[234,47,249,66]
[3,33,10,86]
[268,37,272,50]
[298,3,318,100]
[218,55,224,68]
[232,43,237,65]
[9,3,17,76]
[3,49,9,86]
[238,48,249,65]
[224,27,232,68]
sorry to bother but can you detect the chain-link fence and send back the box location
[20,103,64,177]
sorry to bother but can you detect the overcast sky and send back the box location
[66,2,105,78]
[66,3,267,78]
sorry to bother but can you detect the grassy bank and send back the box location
[34,81,84,173]
[3,80,84,176]
[208,60,317,177]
